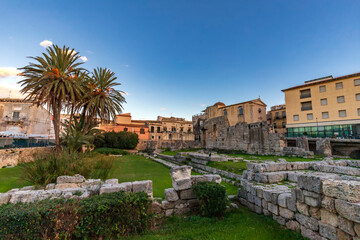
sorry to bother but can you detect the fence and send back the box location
[0,138,55,149]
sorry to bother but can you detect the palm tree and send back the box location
[19,45,85,151]
[81,67,126,132]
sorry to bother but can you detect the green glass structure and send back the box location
[287,124,360,139]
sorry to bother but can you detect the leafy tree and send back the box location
[19,45,85,151]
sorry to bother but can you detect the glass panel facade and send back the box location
[287,124,359,139]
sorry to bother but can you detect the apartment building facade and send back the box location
[267,104,287,134]
[282,73,360,138]
[147,116,194,141]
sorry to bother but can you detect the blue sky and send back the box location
[1,0,360,120]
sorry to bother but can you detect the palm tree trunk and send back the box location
[52,99,62,152]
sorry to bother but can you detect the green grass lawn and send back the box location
[0,167,31,193]
[127,205,305,240]
[208,160,248,175]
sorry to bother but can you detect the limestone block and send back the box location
[165,188,179,202]
[305,196,321,207]
[247,193,255,203]
[262,199,267,209]
[300,226,323,240]
[263,190,272,202]
[45,183,55,190]
[273,215,286,225]
[298,175,322,193]
[255,173,268,183]
[254,205,262,214]
[256,187,264,198]
[297,202,310,216]
[309,207,321,220]
[165,209,174,216]
[287,172,299,182]
[173,178,192,191]
[278,193,291,208]
[162,200,175,209]
[279,207,294,219]
[204,174,221,184]
[292,187,305,202]
[188,199,200,208]
[268,203,279,215]
[179,189,196,200]
[295,213,319,231]
[254,196,262,207]
[263,209,271,216]
[99,183,131,195]
[354,223,360,236]
[337,229,352,240]
[316,138,332,157]
[132,180,152,194]
[321,196,336,213]
[338,216,355,236]
[56,174,85,184]
[9,190,42,204]
[152,201,163,214]
[105,179,118,185]
[320,209,338,227]
[323,180,360,203]
[287,198,297,212]
[267,172,287,183]
[170,166,192,181]
[174,207,190,215]
[0,193,11,205]
[335,199,360,223]
[286,220,300,231]
[190,175,206,185]
[55,183,80,189]
[37,189,62,201]
[319,222,337,240]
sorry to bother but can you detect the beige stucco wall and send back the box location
[285,76,360,127]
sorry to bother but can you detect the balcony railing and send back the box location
[300,93,311,99]
[301,106,312,111]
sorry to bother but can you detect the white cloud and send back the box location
[160,107,166,111]
[122,64,129,68]
[0,67,21,78]
[199,104,206,107]
[80,56,88,62]
[87,50,94,54]
[40,40,53,48]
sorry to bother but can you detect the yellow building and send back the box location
[146,116,194,141]
[203,98,267,126]
[282,73,360,138]
[267,104,287,134]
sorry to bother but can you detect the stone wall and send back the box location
[238,160,360,240]
[136,140,202,151]
[0,146,55,168]
[202,116,285,155]
[0,174,153,205]
[160,165,221,216]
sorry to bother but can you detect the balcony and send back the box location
[300,93,311,99]
[301,106,312,111]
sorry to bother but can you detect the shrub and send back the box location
[0,192,152,239]
[193,182,227,218]
[20,152,114,186]
[95,131,139,149]
[94,147,129,155]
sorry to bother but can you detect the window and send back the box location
[322,112,329,119]
[169,134,172,140]
[163,127,167,132]
[171,127,176,132]
[358,108,360,116]
[307,113,313,120]
[336,82,343,89]
[12,111,20,120]
[301,101,312,111]
[224,109,227,116]
[293,115,299,121]
[258,108,262,113]
[158,136,161,139]
[300,89,311,99]
[188,128,191,133]
[150,126,154,133]
[339,110,347,117]
[275,112,279,119]
[238,106,244,115]
[354,79,360,86]
[273,123,277,128]
[140,128,145,134]
[180,127,184,132]
[320,98,327,106]
[337,96,345,103]
[123,128,128,132]
[282,111,286,118]
[319,85,326,92]
[282,122,286,128]
[151,136,154,139]
[356,93,360,101]
[157,127,161,133]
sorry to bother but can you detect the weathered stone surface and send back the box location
[45,183,55,190]
[204,174,221,184]
[323,180,360,203]
[295,213,319,231]
[278,193,290,208]
[165,188,179,202]
[170,166,192,181]
[0,193,11,205]
[335,199,360,223]
[161,200,175,209]
[279,207,294,219]
[338,216,355,236]
[190,175,206,184]
[309,207,321,220]
[319,222,337,240]
[105,179,118,185]
[316,138,332,157]
[179,189,196,200]
[354,223,360,236]
[55,183,80,189]
[151,201,163,214]
[298,175,322,193]
[132,180,152,194]
[273,215,286,225]
[268,203,278,215]
[118,182,133,192]
[173,178,192,191]
[292,187,305,202]
[188,199,200,208]
[286,220,301,231]
[267,172,287,183]
[165,209,174,216]
[320,209,338,227]
[56,174,85,184]
[300,226,323,240]
[321,196,336,213]
[337,229,352,240]
[305,196,320,207]
[297,201,310,216]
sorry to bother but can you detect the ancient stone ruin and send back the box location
[238,160,360,240]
